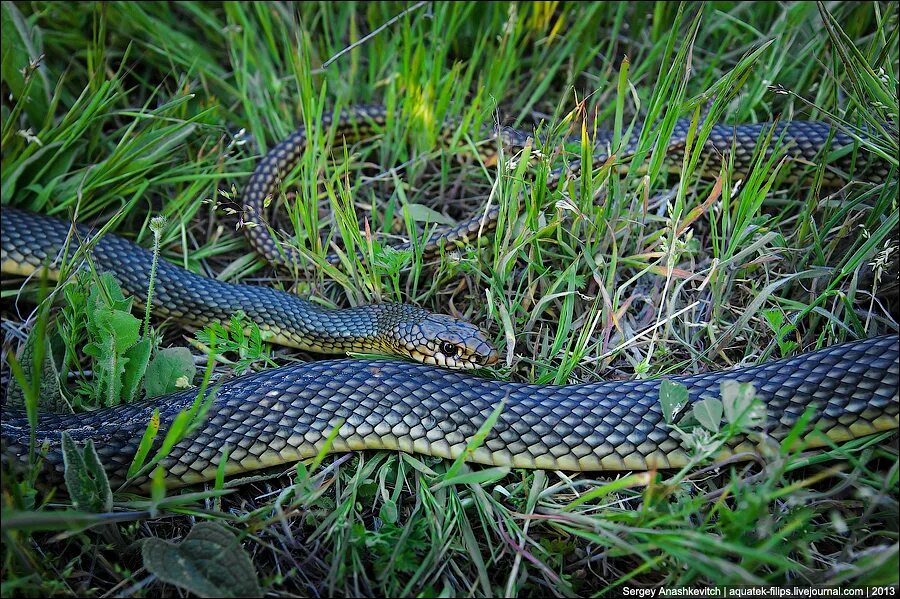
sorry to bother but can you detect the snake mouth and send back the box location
[413,349,495,370]
[458,342,500,369]
[426,356,479,370]
[483,348,500,366]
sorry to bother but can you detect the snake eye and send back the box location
[441,341,459,358]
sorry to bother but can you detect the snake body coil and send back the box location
[2,336,897,488]
[242,107,889,269]
[1,106,897,488]
[0,209,496,368]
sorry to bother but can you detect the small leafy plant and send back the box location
[195,310,276,374]
[80,272,153,407]
[659,378,767,468]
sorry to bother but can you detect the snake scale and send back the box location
[1,105,897,488]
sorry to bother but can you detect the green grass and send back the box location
[2,1,898,596]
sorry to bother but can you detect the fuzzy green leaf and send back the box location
[6,332,67,413]
[142,522,262,598]
[100,309,142,349]
[61,433,113,513]
[122,337,153,403]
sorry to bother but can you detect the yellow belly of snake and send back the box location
[1,107,897,488]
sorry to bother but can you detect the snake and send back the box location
[0,208,497,369]
[2,336,897,488]
[1,106,897,488]
[243,105,890,269]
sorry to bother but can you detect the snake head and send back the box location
[390,310,498,369]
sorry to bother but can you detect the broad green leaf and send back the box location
[403,202,456,225]
[721,380,766,430]
[81,274,143,407]
[143,347,197,398]
[693,398,724,433]
[761,308,784,331]
[379,499,398,524]
[87,273,133,321]
[83,307,142,407]
[659,379,689,425]
[100,309,142,349]
[142,522,262,598]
